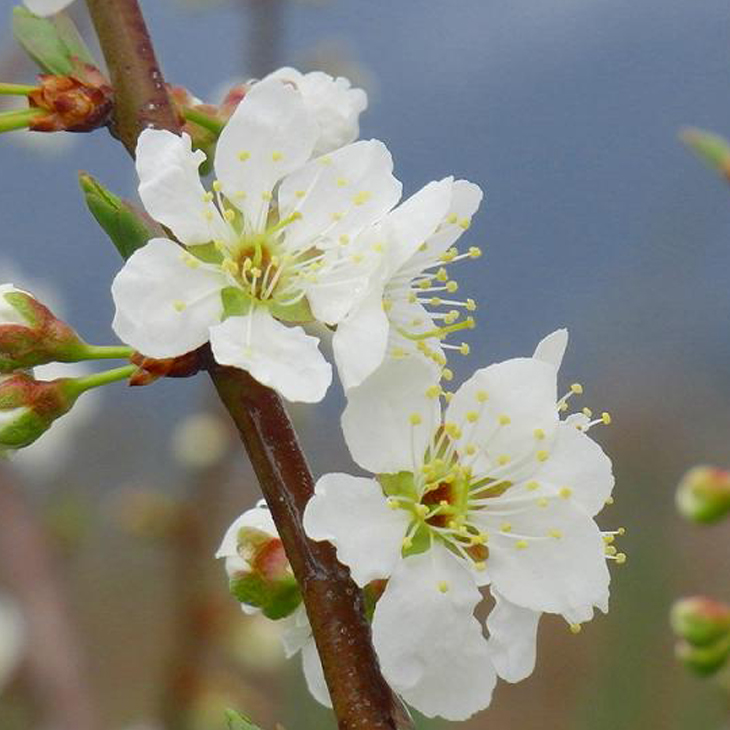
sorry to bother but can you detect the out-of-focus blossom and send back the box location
[171,411,230,469]
[676,465,730,524]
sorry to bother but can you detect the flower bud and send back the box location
[671,596,730,646]
[675,635,730,677]
[0,283,88,372]
[217,508,301,620]
[676,465,730,524]
[0,370,80,454]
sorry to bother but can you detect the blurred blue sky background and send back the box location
[2,1,730,728]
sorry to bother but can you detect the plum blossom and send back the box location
[263,67,367,156]
[112,77,401,402]
[333,177,483,390]
[23,0,73,15]
[304,330,619,718]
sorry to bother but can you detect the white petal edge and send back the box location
[533,328,569,369]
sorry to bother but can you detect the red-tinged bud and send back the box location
[27,67,113,133]
[219,84,249,120]
[0,370,79,454]
[0,283,87,372]
[675,634,730,677]
[676,465,730,524]
[671,596,730,646]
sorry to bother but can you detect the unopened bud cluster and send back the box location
[676,465,730,524]
[671,596,730,676]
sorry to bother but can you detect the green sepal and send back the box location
[190,242,223,265]
[671,597,730,647]
[12,7,95,76]
[225,709,265,730]
[379,471,418,501]
[401,523,430,557]
[79,173,164,261]
[229,573,302,620]
[221,287,253,319]
[676,633,730,677]
[268,296,314,324]
[2,291,38,327]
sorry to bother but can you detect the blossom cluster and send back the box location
[167,70,626,719]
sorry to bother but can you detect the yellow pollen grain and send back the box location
[446,281,459,293]
[549,529,563,539]
[436,268,449,282]
[500,522,512,533]
[173,300,186,312]
[615,553,627,564]
[497,455,510,466]
[569,624,582,634]
[534,428,545,440]
[571,383,583,394]
[466,444,477,456]
[372,242,384,253]
[559,487,573,499]
[339,234,350,245]
[426,385,441,399]
[605,545,617,556]
[499,414,511,426]
[468,246,482,258]
[617,527,626,535]
[271,151,283,161]
[442,368,454,381]
[447,214,458,224]
[536,450,549,462]
[476,390,489,403]
[212,180,223,192]
[438,581,450,593]
[459,218,471,230]
[238,151,250,161]
[603,535,615,544]
[537,497,549,508]
[409,413,422,426]
[459,343,470,356]
[202,192,214,203]
[353,191,372,205]
[295,189,306,198]
[605,496,615,505]
[474,562,486,572]
[582,407,593,418]
[336,177,348,187]
[466,299,477,311]
[526,480,539,491]
[515,540,529,549]
[466,411,479,423]
[601,412,612,425]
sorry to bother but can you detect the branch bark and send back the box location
[84,2,412,727]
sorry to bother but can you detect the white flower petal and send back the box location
[534,421,614,516]
[332,287,390,391]
[216,505,277,559]
[24,0,73,15]
[372,543,496,721]
[111,238,227,358]
[278,140,402,252]
[264,67,367,156]
[476,490,610,623]
[302,639,332,708]
[209,309,331,403]
[533,328,569,369]
[136,130,229,246]
[446,356,559,476]
[381,178,455,276]
[303,473,410,586]
[0,284,31,326]
[342,357,440,474]
[486,591,540,683]
[215,79,317,233]
[280,604,311,657]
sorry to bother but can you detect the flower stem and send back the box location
[0,107,46,133]
[69,363,136,395]
[79,344,135,361]
[0,82,38,96]
[84,2,413,727]
[182,106,224,136]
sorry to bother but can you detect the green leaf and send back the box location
[225,709,265,730]
[12,7,95,76]
[79,173,163,260]
[229,573,302,620]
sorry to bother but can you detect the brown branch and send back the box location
[0,470,102,730]
[83,1,412,727]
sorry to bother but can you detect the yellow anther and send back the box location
[212,180,223,192]
[331,212,343,221]
[570,383,583,395]
[615,553,627,564]
[549,529,563,539]
[582,407,593,418]
[569,623,582,634]
[430,297,442,307]
[442,368,454,381]
[382,300,393,313]
[237,151,250,162]
[470,533,487,545]
[436,267,449,282]
[465,317,476,329]
[447,214,458,224]
[173,300,186,312]
[558,402,568,412]
[223,208,236,222]
[474,562,486,572]
[534,428,545,440]
[335,176,348,187]
[271,151,284,161]
[466,444,477,456]
[498,414,511,426]
[459,218,471,230]
[446,280,459,293]
[559,487,573,499]
[353,191,372,205]
[526,480,539,491]
[459,343,470,356]
[372,242,384,253]
[202,192,214,203]
[444,310,459,324]
[468,246,482,258]
[605,545,617,556]
[234,190,247,199]
[476,390,489,403]
[339,234,350,245]
[440,248,457,263]
[351,254,364,264]
[295,189,306,198]
[410,413,423,426]
[500,522,512,533]
[515,540,529,550]
[497,455,510,466]
[433,353,447,366]
[466,411,479,423]
[426,384,441,399]
[601,412,612,425]
[438,581,450,593]
[419,242,428,252]
[466,298,477,311]
[617,527,626,535]
[603,534,615,544]
[605,496,615,505]
[536,450,549,462]
[537,497,549,508]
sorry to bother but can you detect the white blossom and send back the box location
[263,67,367,156]
[304,330,618,718]
[112,77,401,402]
[333,177,483,390]
[23,0,73,16]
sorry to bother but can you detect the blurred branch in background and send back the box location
[244,0,284,79]
[0,469,101,730]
